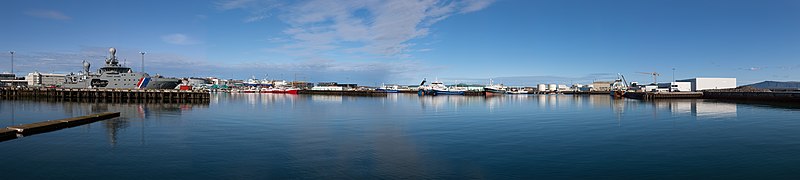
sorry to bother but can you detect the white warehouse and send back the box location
[677,78,737,91]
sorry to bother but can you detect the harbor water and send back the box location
[1,94,800,179]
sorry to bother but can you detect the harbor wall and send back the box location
[624,92,704,100]
[0,87,210,100]
[297,90,387,97]
[703,92,800,102]
[563,91,610,95]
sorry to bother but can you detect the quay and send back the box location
[298,90,387,97]
[703,92,800,102]
[398,90,485,96]
[0,87,209,100]
[563,91,610,95]
[624,92,704,100]
[2,112,120,142]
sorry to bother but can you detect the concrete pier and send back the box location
[0,87,209,100]
[3,112,120,141]
[624,92,704,100]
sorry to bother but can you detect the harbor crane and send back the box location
[636,72,660,85]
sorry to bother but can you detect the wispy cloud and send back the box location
[438,73,620,86]
[5,47,428,84]
[161,33,201,45]
[220,0,495,57]
[25,10,71,20]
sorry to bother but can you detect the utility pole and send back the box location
[139,52,146,72]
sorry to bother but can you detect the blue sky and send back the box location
[2,0,799,86]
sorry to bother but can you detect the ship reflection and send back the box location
[0,98,208,146]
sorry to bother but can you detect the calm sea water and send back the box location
[2,93,800,179]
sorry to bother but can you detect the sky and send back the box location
[1,0,799,86]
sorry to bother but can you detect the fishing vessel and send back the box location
[418,79,465,95]
[62,48,180,89]
[376,84,400,93]
[484,79,507,96]
[260,87,299,94]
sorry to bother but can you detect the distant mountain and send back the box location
[745,81,800,90]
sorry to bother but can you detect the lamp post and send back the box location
[9,51,14,74]
[139,51,146,72]
[672,68,676,82]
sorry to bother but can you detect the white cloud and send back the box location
[7,47,428,84]
[25,10,71,20]
[161,33,200,45]
[220,0,495,57]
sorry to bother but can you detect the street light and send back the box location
[139,51,146,73]
[9,51,14,74]
[672,68,676,82]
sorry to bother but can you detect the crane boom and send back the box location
[636,72,660,84]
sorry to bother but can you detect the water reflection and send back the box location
[593,97,739,119]
[0,98,208,145]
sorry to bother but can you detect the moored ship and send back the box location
[62,48,180,89]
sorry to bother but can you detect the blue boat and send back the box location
[378,89,399,93]
[418,89,437,96]
[435,90,465,95]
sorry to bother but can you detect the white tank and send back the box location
[537,84,546,92]
[548,84,558,91]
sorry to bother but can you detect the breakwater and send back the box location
[0,87,209,100]
[1,112,120,142]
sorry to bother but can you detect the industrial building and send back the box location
[647,82,692,92]
[25,72,67,87]
[677,78,736,91]
[591,81,613,91]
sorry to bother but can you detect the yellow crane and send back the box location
[636,72,660,85]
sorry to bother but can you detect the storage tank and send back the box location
[548,84,558,91]
[537,84,546,92]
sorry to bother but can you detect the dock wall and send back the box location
[624,92,704,100]
[0,87,209,100]
[703,92,800,102]
[297,90,387,97]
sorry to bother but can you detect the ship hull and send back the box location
[144,78,180,89]
[484,87,506,96]
[434,90,465,95]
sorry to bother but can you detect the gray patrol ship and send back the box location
[62,48,180,89]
